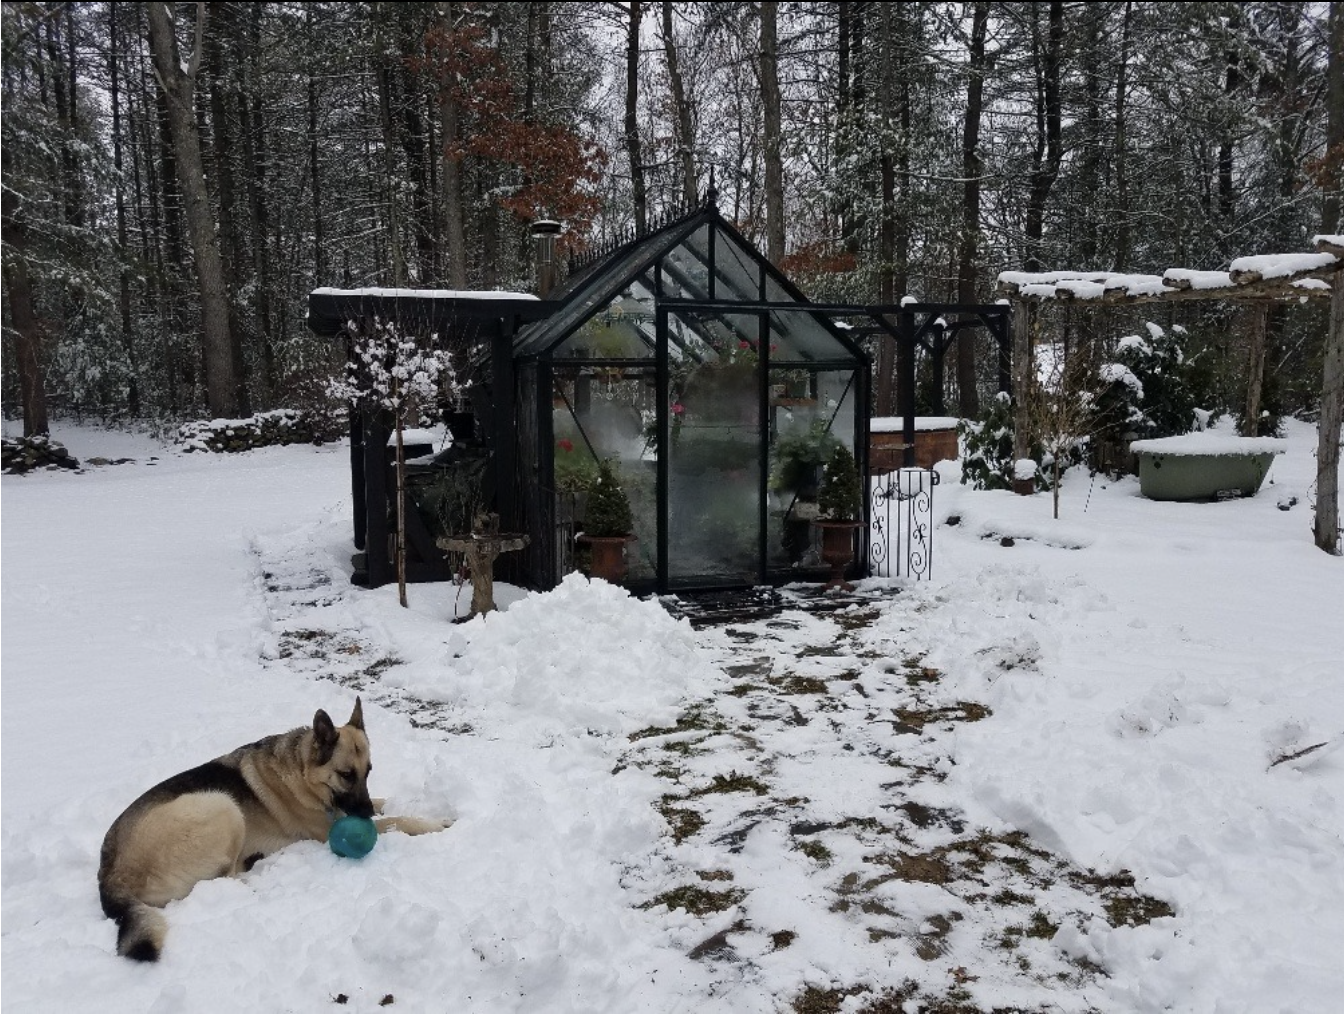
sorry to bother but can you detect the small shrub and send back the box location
[584,458,634,537]
[817,444,862,521]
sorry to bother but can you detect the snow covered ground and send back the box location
[2,416,1341,1013]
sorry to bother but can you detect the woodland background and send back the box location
[3,2,1341,433]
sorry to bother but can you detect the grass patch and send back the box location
[772,675,831,695]
[657,802,706,843]
[642,884,745,916]
[630,702,726,741]
[796,840,834,866]
[893,702,991,732]
[689,772,770,797]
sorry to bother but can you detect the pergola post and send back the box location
[1011,301,1033,471]
[1317,244,1344,554]
[1243,305,1271,437]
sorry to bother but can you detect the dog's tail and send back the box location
[99,885,168,962]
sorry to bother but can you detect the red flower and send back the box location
[739,340,751,350]
[557,438,574,453]
[671,403,685,415]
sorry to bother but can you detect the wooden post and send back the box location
[1243,304,1270,437]
[1011,301,1033,469]
[1317,253,1344,554]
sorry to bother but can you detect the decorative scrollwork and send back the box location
[869,468,937,579]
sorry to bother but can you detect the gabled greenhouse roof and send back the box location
[512,200,864,364]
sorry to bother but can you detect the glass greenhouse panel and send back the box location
[765,368,860,576]
[660,225,713,300]
[552,288,657,361]
[551,367,657,583]
[666,311,764,587]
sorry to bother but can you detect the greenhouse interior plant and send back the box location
[576,458,637,583]
[813,444,864,590]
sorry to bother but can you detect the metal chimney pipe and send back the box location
[531,220,562,297]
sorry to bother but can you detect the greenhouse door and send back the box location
[661,310,766,589]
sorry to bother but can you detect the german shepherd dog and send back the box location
[98,699,447,961]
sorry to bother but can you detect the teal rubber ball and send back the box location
[328,815,378,858]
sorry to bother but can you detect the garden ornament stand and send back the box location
[437,513,529,620]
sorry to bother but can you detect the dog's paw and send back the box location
[375,815,453,836]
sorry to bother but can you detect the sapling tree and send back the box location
[330,318,456,607]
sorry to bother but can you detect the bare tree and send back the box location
[759,0,784,263]
[956,0,991,417]
[660,2,698,207]
[625,2,648,233]
[146,1,240,418]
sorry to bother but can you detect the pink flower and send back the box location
[557,438,574,453]
[739,340,751,350]
[671,403,685,415]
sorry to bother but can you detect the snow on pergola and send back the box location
[994,236,1344,555]
[997,251,1338,306]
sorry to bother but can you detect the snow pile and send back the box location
[405,574,722,742]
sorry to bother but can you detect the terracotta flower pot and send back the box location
[578,534,636,584]
[813,520,863,591]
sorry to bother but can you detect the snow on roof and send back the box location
[311,287,539,301]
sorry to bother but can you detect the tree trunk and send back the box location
[625,1,647,233]
[243,3,275,397]
[760,0,785,264]
[109,5,141,416]
[1113,1,1133,271]
[439,3,468,289]
[1317,263,1344,554]
[1024,1,1063,273]
[147,0,240,418]
[661,1,698,207]
[956,0,990,417]
[1,254,50,437]
[307,6,326,282]
[1219,9,1242,238]
[1324,1,1343,235]
[206,0,250,416]
[376,57,405,286]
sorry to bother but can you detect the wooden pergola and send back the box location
[996,236,1344,554]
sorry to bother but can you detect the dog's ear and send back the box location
[348,697,365,731]
[312,708,338,765]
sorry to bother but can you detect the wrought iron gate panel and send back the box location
[869,468,938,579]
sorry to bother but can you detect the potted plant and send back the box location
[813,444,864,590]
[577,458,636,583]
[770,420,840,563]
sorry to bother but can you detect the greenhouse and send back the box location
[309,196,876,595]
[513,199,870,593]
